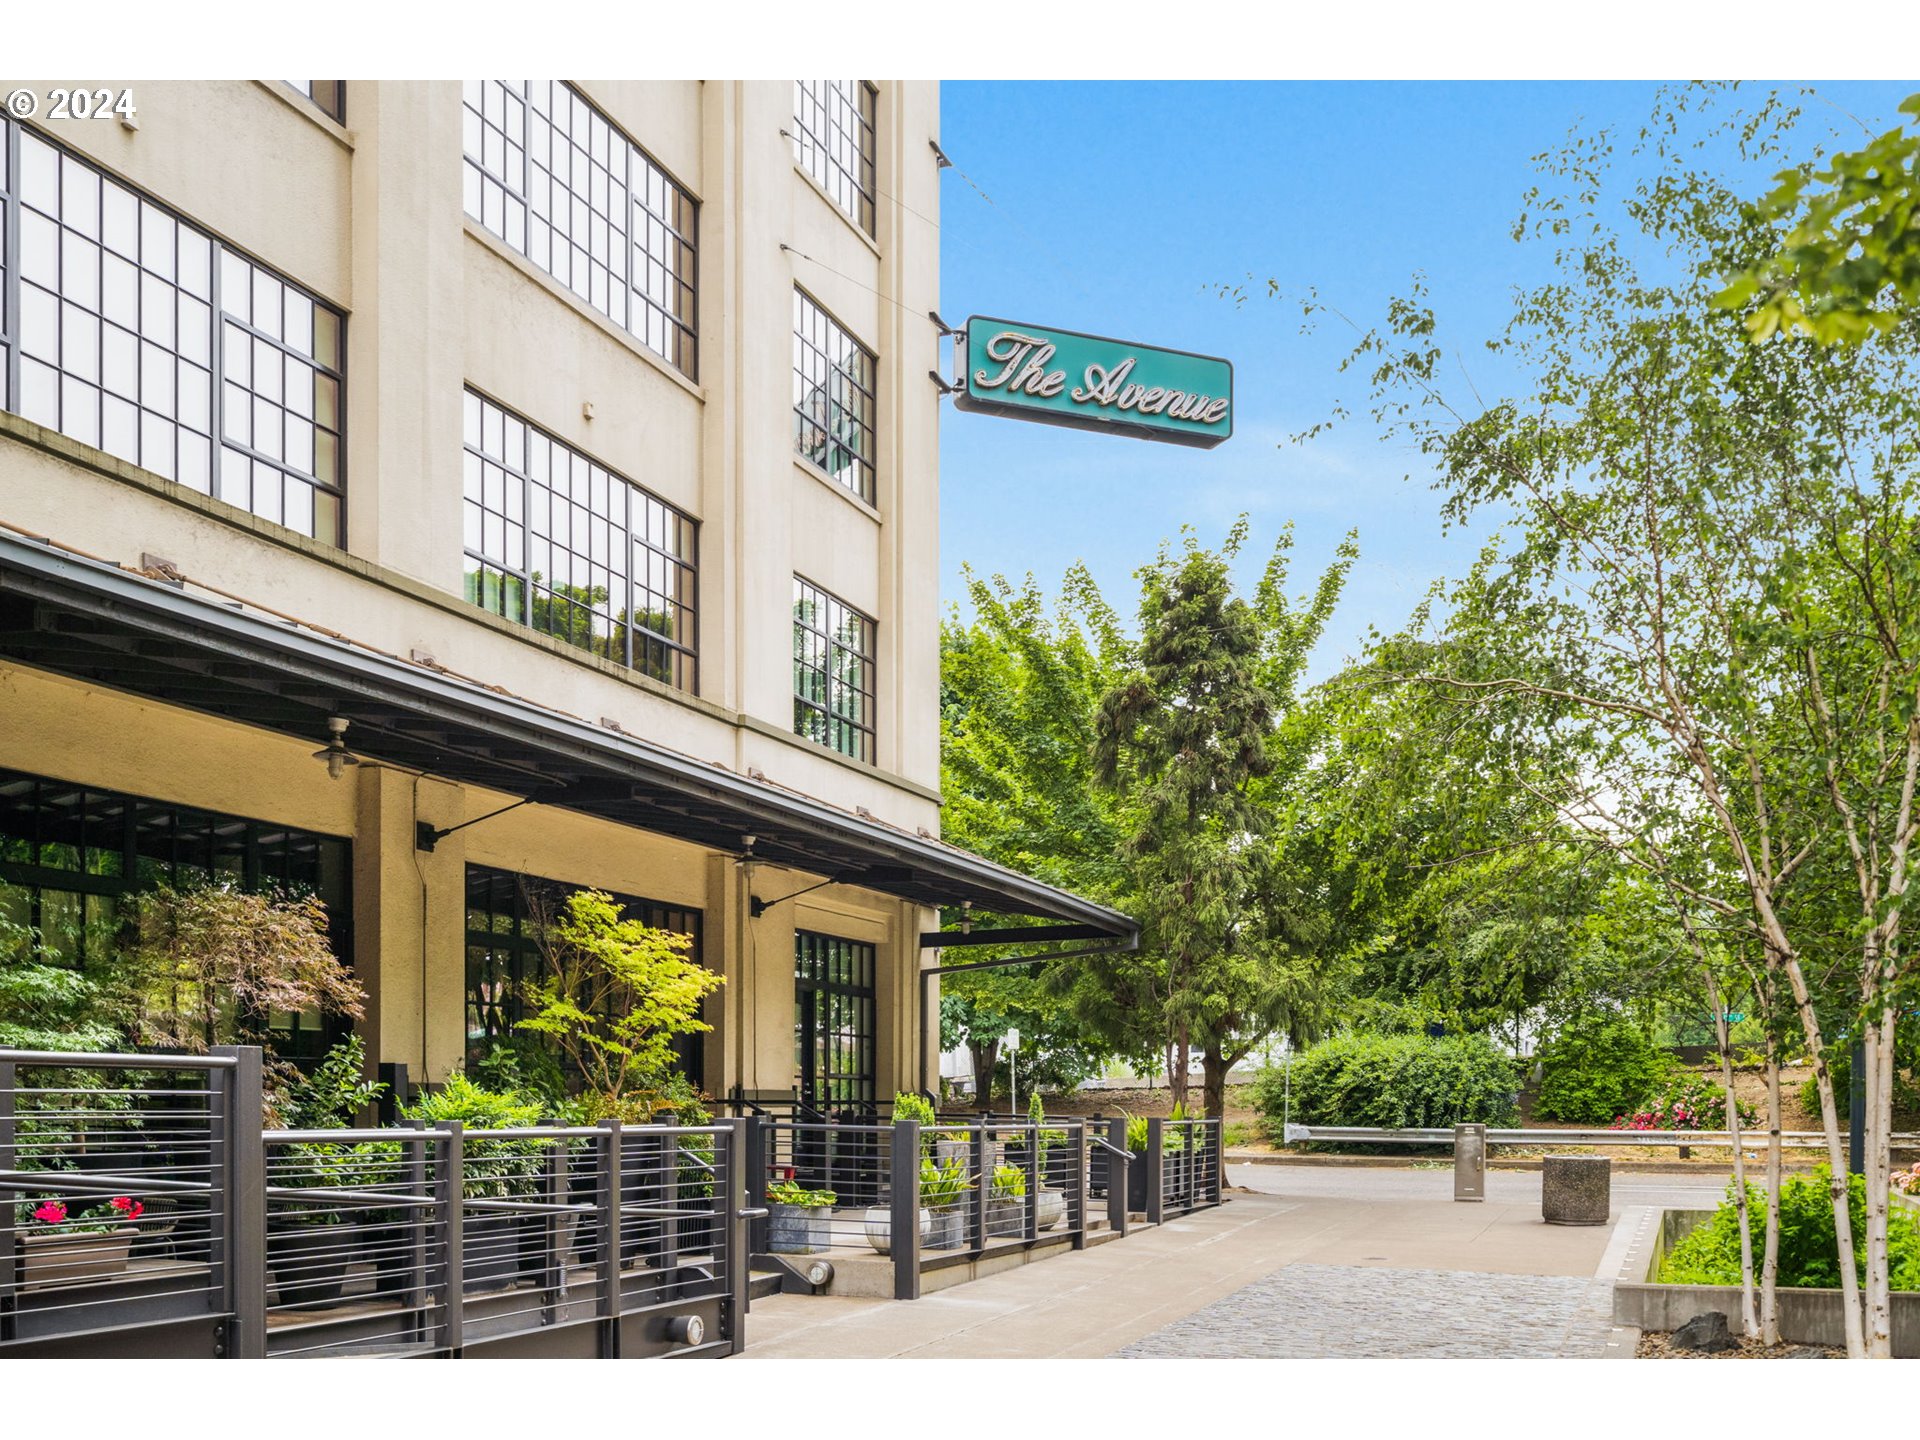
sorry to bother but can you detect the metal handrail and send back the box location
[1282,1124,1920,1148]
[0,1048,238,1070]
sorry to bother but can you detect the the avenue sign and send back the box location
[955,317,1234,449]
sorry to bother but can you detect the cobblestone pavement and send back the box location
[1113,1261,1619,1359]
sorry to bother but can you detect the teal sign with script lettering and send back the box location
[955,317,1233,449]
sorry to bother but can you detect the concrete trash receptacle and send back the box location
[1541,1154,1610,1225]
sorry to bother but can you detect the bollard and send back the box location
[1453,1123,1486,1202]
[1542,1154,1611,1225]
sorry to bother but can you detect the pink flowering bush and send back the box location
[1894,1163,1920,1198]
[1610,1076,1758,1132]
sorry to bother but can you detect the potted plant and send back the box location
[766,1179,837,1254]
[269,1142,388,1307]
[1028,1093,1068,1232]
[986,1164,1027,1240]
[13,1196,142,1290]
[919,1157,971,1250]
[401,1074,546,1292]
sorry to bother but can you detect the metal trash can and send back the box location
[1453,1123,1486,1202]
[1541,1154,1610,1225]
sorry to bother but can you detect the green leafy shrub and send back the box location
[892,1091,936,1126]
[401,1073,546,1199]
[1797,1043,1920,1121]
[1534,1014,1671,1124]
[1252,1032,1520,1131]
[1660,1167,1920,1292]
[767,1180,835,1208]
[919,1157,970,1208]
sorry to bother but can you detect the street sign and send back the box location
[955,317,1234,449]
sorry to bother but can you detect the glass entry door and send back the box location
[793,930,876,1111]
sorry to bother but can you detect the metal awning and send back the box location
[0,532,1135,936]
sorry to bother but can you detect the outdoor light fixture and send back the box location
[665,1314,705,1346]
[311,717,361,780]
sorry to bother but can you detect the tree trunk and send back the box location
[1762,1051,1782,1347]
[968,1039,1000,1113]
[1864,1009,1895,1358]
[1705,967,1757,1339]
[1201,1044,1230,1121]
[1169,1020,1191,1112]
[1777,946,1867,1357]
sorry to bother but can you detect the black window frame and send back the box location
[462,80,699,380]
[792,575,877,764]
[463,863,706,1082]
[791,81,877,237]
[461,387,699,692]
[0,119,348,544]
[791,287,877,505]
[0,766,353,1061]
[793,929,876,1109]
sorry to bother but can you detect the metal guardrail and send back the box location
[746,1117,1093,1300]
[1,1047,751,1358]
[1281,1125,1920,1149]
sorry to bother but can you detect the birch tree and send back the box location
[1285,87,1920,1356]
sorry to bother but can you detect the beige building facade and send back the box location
[0,80,1128,1104]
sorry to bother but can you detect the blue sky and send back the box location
[935,81,1918,680]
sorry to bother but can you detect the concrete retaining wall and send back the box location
[1613,1206,1920,1355]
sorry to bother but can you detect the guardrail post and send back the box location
[434,1119,464,1354]
[891,1119,921,1300]
[212,1045,265,1358]
[744,1115,770,1257]
[596,1119,622,1356]
[1023,1120,1040,1242]
[402,1119,428,1340]
[1145,1118,1165,1226]
[1107,1117,1129,1238]
[540,1118,566,1318]
[1070,1120,1087,1251]
[0,1059,16,1344]
[1209,1119,1224,1205]
[725,1118,750,1353]
[969,1122,988,1256]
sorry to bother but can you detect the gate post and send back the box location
[1145,1118,1165,1225]
[725,1118,751,1353]
[890,1119,922,1300]
[1106,1117,1129,1238]
[212,1045,265,1358]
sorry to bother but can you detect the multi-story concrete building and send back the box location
[0,80,1129,1105]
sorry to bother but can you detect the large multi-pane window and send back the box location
[0,121,347,542]
[791,288,876,503]
[0,767,352,1059]
[464,864,704,1076]
[794,930,876,1109]
[462,81,698,379]
[792,576,876,764]
[462,389,698,690]
[284,82,344,123]
[792,81,877,237]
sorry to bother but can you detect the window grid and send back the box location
[793,576,876,764]
[791,288,876,504]
[462,81,698,379]
[792,81,877,237]
[464,863,702,1075]
[0,120,346,542]
[793,930,876,1108]
[285,82,345,123]
[0,766,351,1059]
[462,388,698,691]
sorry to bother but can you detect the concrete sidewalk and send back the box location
[739,1164,1713,1358]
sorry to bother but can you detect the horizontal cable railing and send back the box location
[746,1117,1092,1299]
[2,1048,747,1359]
[2,1050,234,1349]
[1281,1125,1920,1149]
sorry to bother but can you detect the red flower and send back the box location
[110,1196,144,1220]
[31,1200,67,1225]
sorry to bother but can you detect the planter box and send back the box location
[15,1227,135,1291]
[1613,1207,1920,1356]
[985,1198,1026,1241]
[268,1222,363,1307]
[1035,1188,1066,1233]
[463,1210,538,1293]
[861,1205,931,1255]
[767,1203,833,1255]
[925,1203,968,1251]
